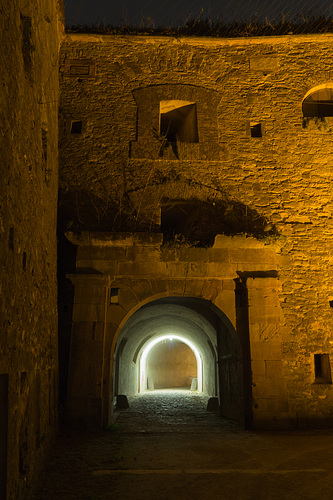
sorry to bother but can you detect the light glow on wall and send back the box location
[139,335,202,392]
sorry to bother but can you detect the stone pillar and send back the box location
[246,277,290,428]
[66,274,110,429]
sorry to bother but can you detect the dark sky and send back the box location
[64,0,333,27]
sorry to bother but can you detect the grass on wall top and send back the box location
[66,15,333,37]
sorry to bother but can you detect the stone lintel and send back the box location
[65,231,163,247]
[66,273,111,286]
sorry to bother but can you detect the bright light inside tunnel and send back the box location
[140,335,202,392]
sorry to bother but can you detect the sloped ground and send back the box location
[35,390,333,500]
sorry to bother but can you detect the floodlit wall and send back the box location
[60,34,333,429]
[146,341,197,389]
[0,1,63,498]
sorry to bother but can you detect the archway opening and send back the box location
[112,297,251,428]
[302,85,333,118]
[113,301,216,400]
[140,335,201,392]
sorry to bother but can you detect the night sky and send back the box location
[64,0,333,27]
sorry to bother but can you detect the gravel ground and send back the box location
[34,389,333,500]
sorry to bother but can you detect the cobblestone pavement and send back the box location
[35,389,333,500]
[117,389,233,433]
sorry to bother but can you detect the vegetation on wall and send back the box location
[58,177,277,247]
[66,15,333,37]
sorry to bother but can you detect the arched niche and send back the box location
[302,84,333,117]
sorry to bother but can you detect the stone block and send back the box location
[149,278,169,296]
[214,290,236,328]
[126,246,161,261]
[252,379,286,398]
[251,341,282,361]
[251,360,266,378]
[179,247,230,262]
[81,261,116,274]
[68,360,102,398]
[72,303,106,322]
[252,411,294,430]
[256,323,281,341]
[70,337,103,360]
[266,398,289,413]
[207,397,219,411]
[249,56,278,72]
[230,248,272,264]
[167,279,191,295]
[188,262,208,277]
[116,394,129,409]
[201,280,223,302]
[71,321,104,341]
[248,323,261,342]
[106,305,127,326]
[66,397,102,429]
[222,279,237,291]
[166,262,188,278]
[74,285,108,304]
[248,292,279,308]
[126,279,156,303]
[248,305,283,325]
[180,279,205,298]
[77,245,127,261]
[117,287,139,311]
[116,261,167,277]
[265,360,283,378]
[206,262,237,278]
[247,277,282,290]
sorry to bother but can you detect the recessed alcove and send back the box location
[159,100,198,143]
[302,86,333,117]
[302,85,333,130]
[130,84,220,160]
[250,122,262,137]
[70,120,83,134]
[314,354,332,384]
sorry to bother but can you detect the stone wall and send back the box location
[147,340,198,389]
[59,34,333,428]
[0,1,63,498]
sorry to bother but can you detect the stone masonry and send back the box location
[58,34,333,430]
[0,1,63,498]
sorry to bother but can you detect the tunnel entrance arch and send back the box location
[113,296,250,428]
[65,232,284,430]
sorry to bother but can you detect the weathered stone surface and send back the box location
[0,1,63,498]
[59,33,333,430]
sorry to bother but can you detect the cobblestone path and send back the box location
[35,390,333,500]
[117,388,234,433]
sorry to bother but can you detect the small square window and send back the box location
[70,120,83,134]
[314,353,332,384]
[250,122,262,138]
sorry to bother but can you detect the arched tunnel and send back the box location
[112,297,251,427]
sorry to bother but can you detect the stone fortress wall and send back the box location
[0,1,63,498]
[59,34,333,430]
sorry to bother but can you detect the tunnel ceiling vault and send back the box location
[116,303,218,359]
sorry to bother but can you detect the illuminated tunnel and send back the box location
[113,297,232,400]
